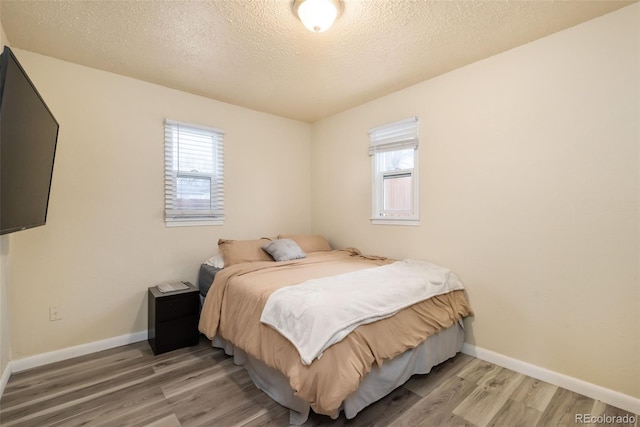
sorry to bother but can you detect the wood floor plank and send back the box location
[452,367,525,427]
[196,397,274,427]
[589,399,608,419]
[55,383,169,427]
[537,387,595,427]
[168,369,262,426]
[583,402,639,427]
[486,398,542,426]
[142,413,182,427]
[240,403,289,427]
[151,346,225,375]
[388,375,477,427]
[455,358,501,385]
[102,406,180,427]
[160,357,243,399]
[510,376,558,412]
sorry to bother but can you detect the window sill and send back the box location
[370,218,420,226]
[165,219,224,227]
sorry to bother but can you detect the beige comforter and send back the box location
[199,249,473,416]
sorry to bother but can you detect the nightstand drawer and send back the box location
[152,316,199,352]
[155,294,199,323]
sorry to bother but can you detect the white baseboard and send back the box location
[462,343,640,415]
[11,331,148,374]
[0,360,11,397]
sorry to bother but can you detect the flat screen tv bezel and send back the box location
[0,46,60,235]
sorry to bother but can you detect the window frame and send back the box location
[369,117,420,226]
[164,119,225,227]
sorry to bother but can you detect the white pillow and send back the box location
[204,253,225,268]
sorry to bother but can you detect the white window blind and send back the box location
[369,117,419,225]
[164,120,224,225]
[368,116,419,155]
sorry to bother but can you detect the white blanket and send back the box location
[260,259,465,365]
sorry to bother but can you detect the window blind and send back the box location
[368,116,419,155]
[164,120,224,223]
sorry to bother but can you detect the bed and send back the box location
[198,235,473,424]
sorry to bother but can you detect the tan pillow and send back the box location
[218,238,273,266]
[277,234,332,253]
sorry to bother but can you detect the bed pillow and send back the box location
[203,253,225,269]
[262,239,306,262]
[278,234,332,253]
[218,238,273,266]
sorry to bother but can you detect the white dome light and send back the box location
[294,0,341,33]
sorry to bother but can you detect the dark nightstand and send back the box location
[148,282,200,355]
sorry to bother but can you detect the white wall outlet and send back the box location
[49,306,61,321]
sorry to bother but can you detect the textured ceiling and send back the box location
[0,0,635,123]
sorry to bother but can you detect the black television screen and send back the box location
[0,46,59,235]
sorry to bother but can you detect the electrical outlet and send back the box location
[49,306,61,321]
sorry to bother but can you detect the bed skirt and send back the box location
[211,320,465,425]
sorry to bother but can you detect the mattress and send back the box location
[197,263,222,297]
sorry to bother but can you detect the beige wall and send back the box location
[0,10,12,380]
[7,49,311,360]
[311,4,639,398]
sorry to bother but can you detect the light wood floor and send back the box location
[0,336,637,427]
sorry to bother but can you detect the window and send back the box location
[164,120,224,226]
[369,117,419,225]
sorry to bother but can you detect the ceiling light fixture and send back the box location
[293,0,341,33]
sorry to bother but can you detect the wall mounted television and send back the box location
[0,46,59,235]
